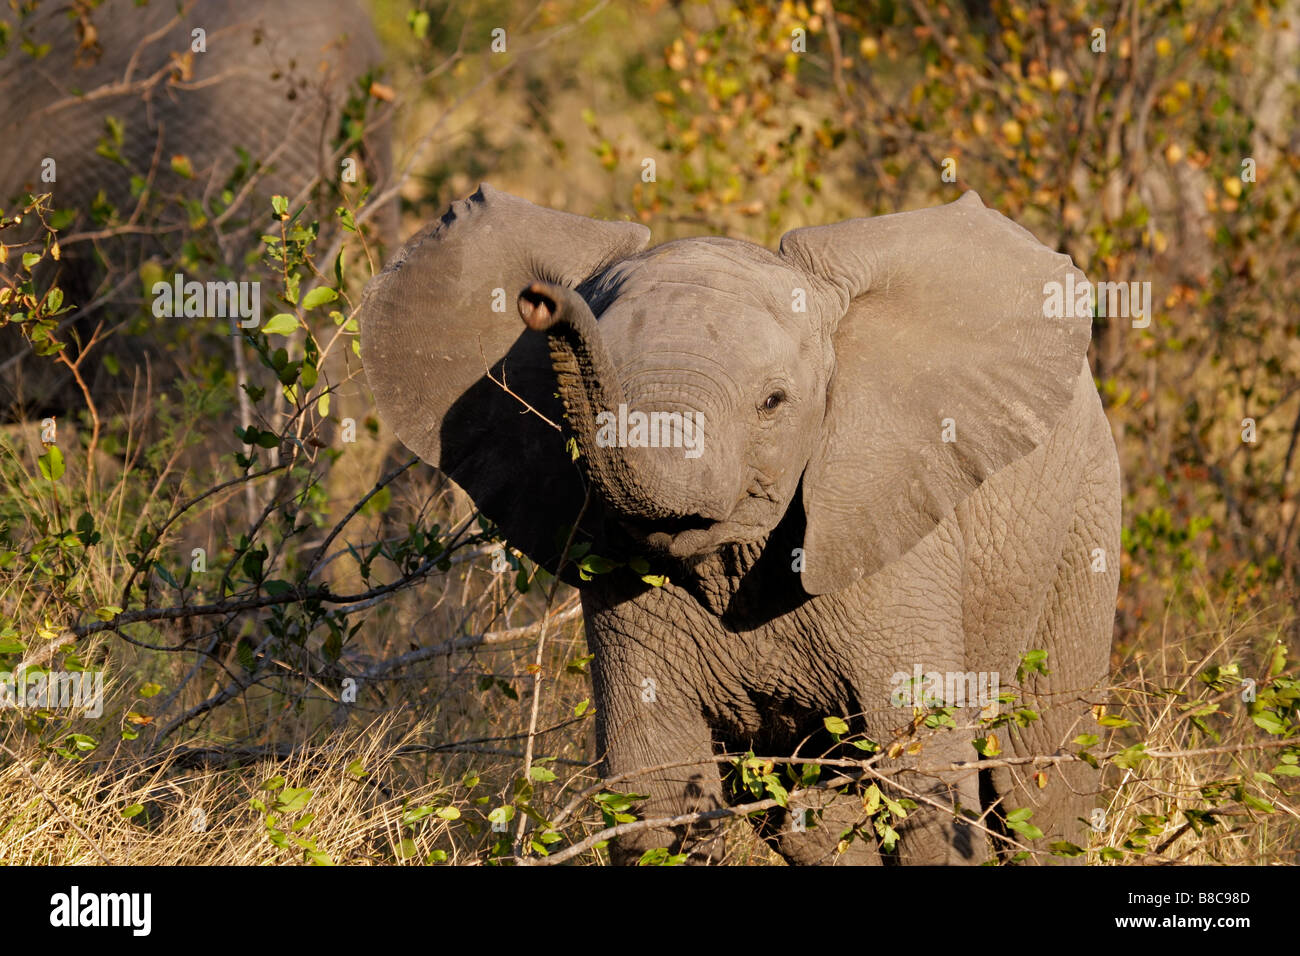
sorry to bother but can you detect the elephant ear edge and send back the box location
[779,191,1093,595]
[359,184,651,567]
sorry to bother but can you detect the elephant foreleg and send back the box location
[588,635,726,865]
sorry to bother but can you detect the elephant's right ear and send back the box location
[360,185,650,568]
[779,191,1092,595]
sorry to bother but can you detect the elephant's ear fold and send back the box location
[360,185,650,568]
[779,191,1092,595]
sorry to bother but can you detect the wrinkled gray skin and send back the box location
[0,0,391,414]
[362,185,1121,865]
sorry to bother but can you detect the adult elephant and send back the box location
[0,0,392,414]
[361,185,1122,865]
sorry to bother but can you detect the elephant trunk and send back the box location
[518,283,686,523]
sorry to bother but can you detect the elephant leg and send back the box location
[887,730,989,865]
[765,787,883,865]
[987,442,1120,863]
[588,629,726,865]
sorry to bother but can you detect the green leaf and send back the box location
[1004,808,1044,840]
[875,819,900,852]
[577,554,618,576]
[862,784,882,816]
[1112,744,1150,770]
[302,286,338,311]
[436,806,461,821]
[1097,714,1137,728]
[121,804,145,819]
[1241,791,1276,814]
[637,847,688,865]
[1049,840,1085,858]
[139,681,162,698]
[278,787,312,814]
[1251,711,1287,735]
[38,446,65,481]
[262,313,298,335]
[529,766,557,783]
[1016,649,1050,681]
[271,195,289,219]
[823,715,849,736]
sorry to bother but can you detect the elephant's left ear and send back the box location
[778,191,1092,595]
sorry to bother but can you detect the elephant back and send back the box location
[0,0,387,254]
[0,0,392,416]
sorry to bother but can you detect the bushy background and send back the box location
[0,0,1297,865]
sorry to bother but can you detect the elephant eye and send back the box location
[761,390,786,413]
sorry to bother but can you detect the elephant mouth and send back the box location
[624,512,712,556]
[635,511,770,560]
[620,479,783,558]
[646,513,715,536]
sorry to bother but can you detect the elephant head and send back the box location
[361,186,1091,595]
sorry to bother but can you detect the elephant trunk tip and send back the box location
[518,282,564,332]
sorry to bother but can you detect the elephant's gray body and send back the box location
[361,185,1121,865]
[584,360,1119,864]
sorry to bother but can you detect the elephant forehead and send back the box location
[599,286,787,361]
[594,238,804,316]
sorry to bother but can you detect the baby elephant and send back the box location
[361,186,1120,865]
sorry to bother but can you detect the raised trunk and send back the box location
[518,283,686,522]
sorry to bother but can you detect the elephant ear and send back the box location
[779,191,1092,595]
[360,184,650,567]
